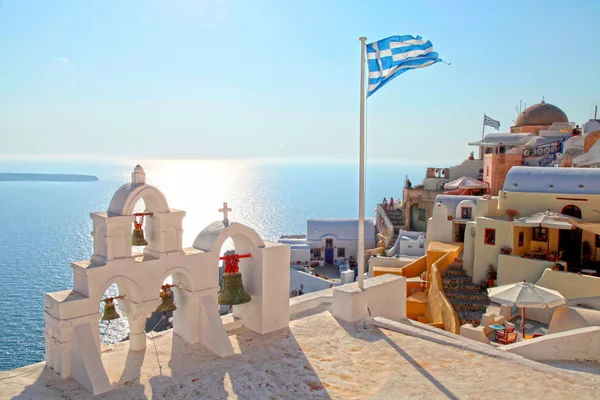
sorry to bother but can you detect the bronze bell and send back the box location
[101,301,120,321]
[132,227,148,246]
[218,272,251,305]
[132,213,149,246]
[156,286,177,314]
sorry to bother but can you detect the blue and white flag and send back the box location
[484,114,501,130]
[366,35,442,97]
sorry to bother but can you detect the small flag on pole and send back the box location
[483,114,501,130]
[366,35,443,97]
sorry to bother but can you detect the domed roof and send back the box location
[514,101,568,127]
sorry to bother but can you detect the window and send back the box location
[312,248,321,258]
[518,231,524,247]
[484,228,496,245]
[461,207,472,219]
[596,234,600,248]
[337,248,345,257]
[533,227,548,242]
[325,239,333,248]
[418,208,426,221]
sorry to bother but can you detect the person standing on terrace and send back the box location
[389,197,395,211]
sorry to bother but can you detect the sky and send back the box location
[1,0,599,164]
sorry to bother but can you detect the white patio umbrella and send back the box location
[488,280,566,337]
[443,176,488,191]
[512,210,577,230]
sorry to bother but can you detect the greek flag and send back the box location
[484,114,501,130]
[367,35,442,97]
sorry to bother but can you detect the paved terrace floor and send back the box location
[2,305,600,399]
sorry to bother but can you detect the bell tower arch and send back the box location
[91,165,185,264]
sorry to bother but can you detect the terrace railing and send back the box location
[522,141,562,166]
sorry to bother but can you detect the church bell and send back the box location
[218,272,251,306]
[156,285,177,314]
[132,213,150,246]
[101,296,124,322]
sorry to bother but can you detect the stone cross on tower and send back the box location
[219,202,232,225]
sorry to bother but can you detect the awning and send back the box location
[468,133,535,147]
[557,219,600,235]
[513,211,577,230]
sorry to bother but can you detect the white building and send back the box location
[278,237,311,266]
[427,167,600,284]
[306,219,376,266]
[279,218,376,267]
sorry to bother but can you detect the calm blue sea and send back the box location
[0,159,426,370]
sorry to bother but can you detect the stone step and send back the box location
[444,282,481,292]
[442,276,471,286]
[445,290,489,301]
[443,268,467,277]
[450,301,489,312]
[458,310,484,327]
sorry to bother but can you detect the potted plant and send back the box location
[505,209,519,221]
[582,240,592,261]
[487,263,497,287]
[500,246,512,255]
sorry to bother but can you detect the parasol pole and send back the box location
[522,306,526,338]
[521,279,527,338]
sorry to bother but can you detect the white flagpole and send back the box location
[479,113,486,159]
[358,37,367,290]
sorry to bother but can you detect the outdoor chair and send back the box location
[498,332,518,345]
[494,330,507,342]
[504,321,515,333]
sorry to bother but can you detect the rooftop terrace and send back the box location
[2,296,599,399]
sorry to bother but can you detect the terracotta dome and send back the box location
[514,101,568,127]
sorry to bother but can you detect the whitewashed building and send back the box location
[306,219,376,266]
[278,237,311,266]
[279,218,377,266]
[427,167,600,285]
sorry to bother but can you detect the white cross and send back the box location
[219,202,232,223]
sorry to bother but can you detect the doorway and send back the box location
[559,205,583,269]
[456,223,466,243]
[325,239,334,264]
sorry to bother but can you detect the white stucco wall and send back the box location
[399,237,426,256]
[368,255,419,271]
[425,203,453,248]
[472,218,512,283]
[290,269,337,295]
[289,248,310,265]
[449,159,484,180]
[496,255,554,286]
[502,326,600,362]
[535,270,600,299]
[387,230,425,257]
[423,177,448,191]
[548,306,600,334]
[463,222,476,277]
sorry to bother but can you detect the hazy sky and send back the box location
[1,0,599,163]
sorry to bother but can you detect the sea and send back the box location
[0,158,427,371]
